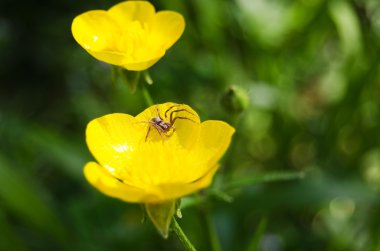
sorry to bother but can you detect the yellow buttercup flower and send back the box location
[84,102,235,203]
[71,1,185,71]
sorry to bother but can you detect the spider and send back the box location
[141,104,199,142]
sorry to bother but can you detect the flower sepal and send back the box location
[112,66,141,93]
[145,200,176,238]
[112,66,154,93]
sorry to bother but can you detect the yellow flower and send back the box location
[71,1,185,71]
[84,102,235,203]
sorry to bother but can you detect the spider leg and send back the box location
[171,116,198,125]
[146,122,168,141]
[134,120,151,125]
[152,123,168,140]
[155,105,164,120]
[164,104,183,119]
[145,124,152,142]
[169,109,199,124]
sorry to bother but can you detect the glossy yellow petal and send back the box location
[108,1,155,28]
[199,120,236,166]
[135,102,201,149]
[86,113,145,173]
[149,164,220,202]
[151,120,234,185]
[173,120,235,184]
[151,11,185,49]
[84,162,156,203]
[119,141,199,187]
[71,10,126,65]
[117,142,177,187]
[122,55,163,71]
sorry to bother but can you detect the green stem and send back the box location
[202,211,222,251]
[141,83,154,107]
[172,217,197,251]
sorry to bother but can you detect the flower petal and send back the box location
[152,164,220,202]
[108,1,156,28]
[151,11,185,49]
[199,120,235,167]
[86,113,145,172]
[155,121,235,185]
[105,1,165,71]
[122,56,163,71]
[71,10,126,65]
[84,162,154,203]
[159,121,234,186]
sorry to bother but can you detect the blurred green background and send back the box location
[1,0,380,250]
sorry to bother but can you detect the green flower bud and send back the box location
[221,85,249,114]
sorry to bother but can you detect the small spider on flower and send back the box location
[140,104,199,142]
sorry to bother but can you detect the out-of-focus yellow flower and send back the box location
[71,1,185,71]
[84,102,235,203]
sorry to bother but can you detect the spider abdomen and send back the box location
[152,117,171,132]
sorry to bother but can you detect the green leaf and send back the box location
[246,217,267,251]
[208,189,234,203]
[0,154,68,244]
[180,172,304,210]
[0,209,30,251]
[145,200,176,238]
[224,171,305,190]
[180,194,206,209]
[26,126,86,180]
